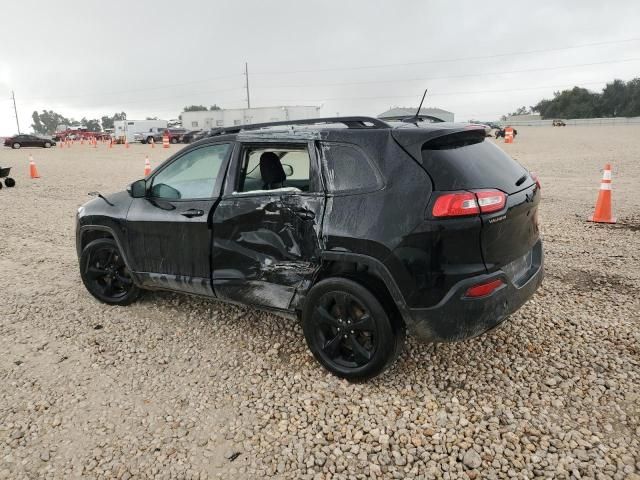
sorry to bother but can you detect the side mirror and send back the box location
[127,179,147,198]
[282,164,294,177]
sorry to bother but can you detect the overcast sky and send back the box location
[1,0,640,134]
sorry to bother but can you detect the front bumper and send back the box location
[408,240,544,342]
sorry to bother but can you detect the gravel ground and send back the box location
[0,127,639,479]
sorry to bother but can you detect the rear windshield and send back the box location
[421,134,528,193]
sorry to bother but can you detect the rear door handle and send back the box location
[181,208,204,218]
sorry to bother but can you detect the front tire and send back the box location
[80,238,141,306]
[5,178,15,187]
[170,137,178,144]
[302,278,404,381]
[44,142,51,148]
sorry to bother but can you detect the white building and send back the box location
[180,106,321,130]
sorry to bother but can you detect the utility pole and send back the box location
[11,91,20,134]
[244,62,251,109]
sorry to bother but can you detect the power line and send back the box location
[251,37,640,75]
[17,74,244,102]
[252,57,640,90]
[249,79,618,104]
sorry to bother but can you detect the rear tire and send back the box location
[302,278,404,381]
[12,142,21,149]
[5,178,15,187]
[170,137,178,144]
[80,238,141,306]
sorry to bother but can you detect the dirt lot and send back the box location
[0,127,639,479]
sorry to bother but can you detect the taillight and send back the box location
[475,190,506,213]
[432,190,506,218]
[530,171,541,189]
[465,279,504,298]
[432,192,479,217]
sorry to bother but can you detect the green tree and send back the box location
[100,112,127,130]
[183,105,208,112]
[531,78,640,119]
[31,110,71,134]
[81,117,102,132]
[209,104,221,111]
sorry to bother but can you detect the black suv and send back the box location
[76,117,543,380]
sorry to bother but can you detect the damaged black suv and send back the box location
[76,117,543,380]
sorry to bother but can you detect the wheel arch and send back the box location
[296,252,413,330]
[78,225,136,277]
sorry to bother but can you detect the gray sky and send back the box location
[1,0,640,134]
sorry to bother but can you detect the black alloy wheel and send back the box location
[80,239,141,305]
[302,278,404,381]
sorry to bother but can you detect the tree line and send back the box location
[504,77,640,120]
[30,104,223,135]
[31,111,127,135]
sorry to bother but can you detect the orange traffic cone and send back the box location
[59,141,64,148]
[81,138,84,145]
[162,134,170,149]
[150,138,155,149]
[589,163,616,223]
[109,139,113,148]
[29,155,40,179]
[125,139,130,149]
[144,156,151,176]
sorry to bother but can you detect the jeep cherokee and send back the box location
[76,116,543,380]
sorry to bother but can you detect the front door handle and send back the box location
[281,200,315,220]
[181,208,204,218]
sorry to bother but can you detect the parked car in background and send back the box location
[191,130,211,142]
[4,134,56,149]
[180,130,203,143]
[76,116,543,380]
[495,127,518,139]
[552,119,566,126]
[145,128,188,144]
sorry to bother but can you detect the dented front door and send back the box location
[211,141,325,310]
[211,192,324,309]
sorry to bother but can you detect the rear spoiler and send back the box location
[391,124,486,161]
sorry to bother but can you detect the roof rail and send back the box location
[207,116,390,137]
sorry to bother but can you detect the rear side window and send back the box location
[320,142,383,194]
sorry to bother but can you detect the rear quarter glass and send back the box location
[421,135,529,194]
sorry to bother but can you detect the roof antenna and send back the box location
[404,89,428,124]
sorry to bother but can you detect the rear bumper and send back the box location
[407,240,544,342]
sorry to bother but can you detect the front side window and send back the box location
[151,143,230,200]
[236,146,315,193]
